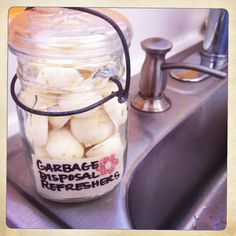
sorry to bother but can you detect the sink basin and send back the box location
[126,51,227,229]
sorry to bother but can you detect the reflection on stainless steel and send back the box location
[177,165,226,230]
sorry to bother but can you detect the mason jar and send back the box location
[9,7,132,202]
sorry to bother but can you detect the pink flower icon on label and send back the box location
[96,154,119,176]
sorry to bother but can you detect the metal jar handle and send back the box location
[10,7,131,117]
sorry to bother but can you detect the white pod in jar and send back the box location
[86,133,123,157]
[97,80,127,125]
[45,128,84,160]
[19,87,58,110]
[63,78,94,93]
[99,80,118,97]
[36,67,83,89]
[48,105,71,130]
[70,109,114,147]
[58,89,102,118]
[48,116,70,130]
[104,98,128,126]
[19,89,38,108]
[92,77,109,90]
[25,114,48,146]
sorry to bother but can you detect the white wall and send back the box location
[115,8,209,73]
[8,8,209,137]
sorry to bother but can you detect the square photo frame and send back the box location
[1,0,236,235]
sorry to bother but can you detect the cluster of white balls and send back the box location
[21,66,127,160]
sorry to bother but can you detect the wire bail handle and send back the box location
[10,7,131,116]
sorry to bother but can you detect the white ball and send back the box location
[48,116,70,130]
[36,67,83,89]
[98,80,118,97]
[104,98,128,126]
[70,109,114,147]
[19,89,38,108]
[86,133,123,157]
[19,87,58,110]
[45,128,84,160]
[58,89,102,118]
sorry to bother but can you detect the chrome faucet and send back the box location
[170,9,228,82]
[201,9,228,69]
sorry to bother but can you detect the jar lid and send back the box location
[8,7,132,59]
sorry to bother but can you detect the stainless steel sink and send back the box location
[126,95,227,229]
[125,44,227,230]
[7,43,227,229]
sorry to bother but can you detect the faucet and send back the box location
[201,9,228,68]
[170,9,228,82]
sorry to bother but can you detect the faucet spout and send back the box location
[202,9,228,57]
[162,62,227,79]
[170,9,228,83]
[201,9,228,69]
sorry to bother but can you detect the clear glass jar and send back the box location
[9,7,132,202]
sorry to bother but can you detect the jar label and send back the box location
[32,151,124,200]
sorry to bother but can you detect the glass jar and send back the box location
[9,7,132,202]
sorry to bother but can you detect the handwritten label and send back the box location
[32,152,123,200]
